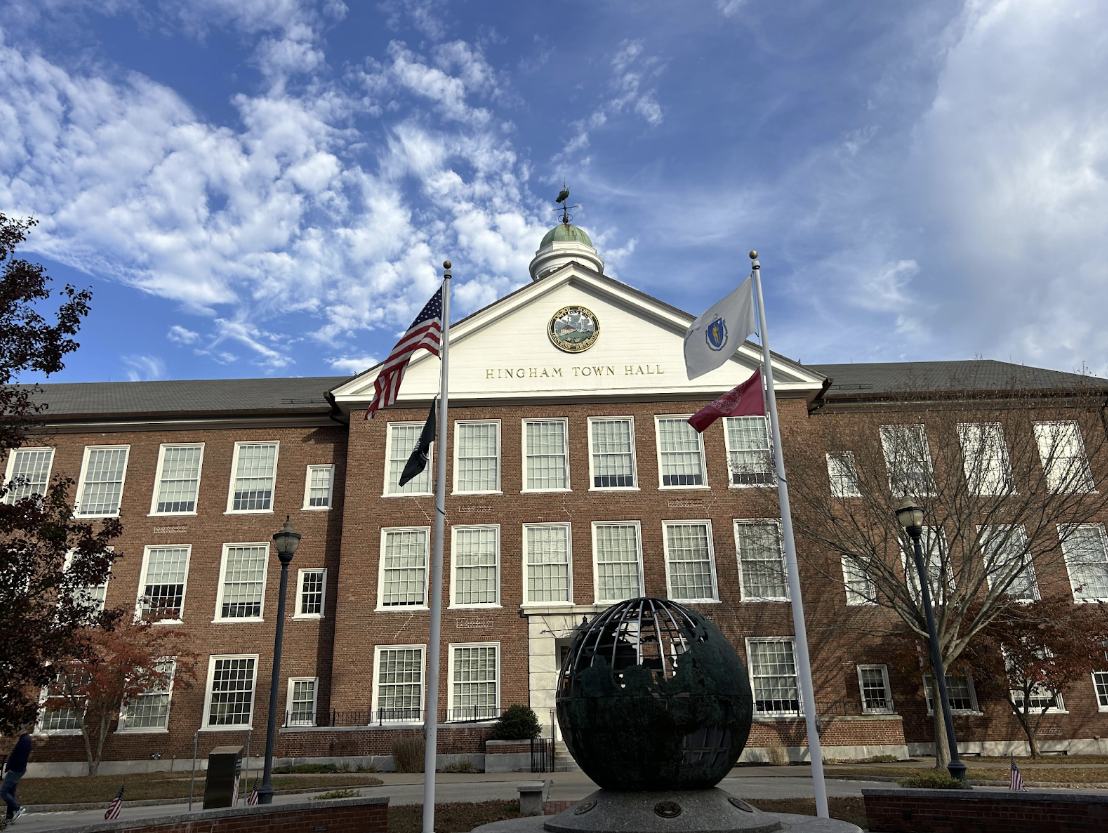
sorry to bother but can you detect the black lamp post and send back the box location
[895,497,968,786]
[257,516,301,805]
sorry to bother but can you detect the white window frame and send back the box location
[724,415,775,488]
[450,524,501,609]
[957,423,1013,496]
[857,664,895,715]
[293,567,327,619]
[979,525,1039,602]
[1060,523,1108,603]
[1034,420,1096,494]
[591,521,645,604]
[35,667,86,736]
[521,418,571,493]
[377,527,431,611]
[842,556,877,606]
[286,676,319,727]
[213,543,270,623]
[734,519,789,602]
[63,549,110,613]
[453,420,502,495]
[879,424,934,497]
[654,415,709,489]
[302,464,335,510]
[587,416,638,491]
[383,421,434,497]
[3,446,55,502]
[746,637,802,717]
[901,526,954,605]
[662,520,719,603]
[201,654,259,730]
[134,545,192,624]
[447,642,500,723]
[225,441,280,514]
[1003,647,1066,714]
[1093,667,1108,712]
[118,659,176,733]
[826,451,861,498]
[522,522,573,607]
[372,644,426,725]
[148,443,205,516]
[922,672,981,716]
[74,445,131,518]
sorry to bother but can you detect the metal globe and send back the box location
[555,598,754,791]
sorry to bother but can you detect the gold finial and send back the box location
[443,260,451,269]
[749,250,758,260]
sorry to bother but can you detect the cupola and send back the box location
[528,185,604,280]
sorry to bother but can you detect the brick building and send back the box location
[11,223,1108,774]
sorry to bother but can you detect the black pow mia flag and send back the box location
[399,398,437,487]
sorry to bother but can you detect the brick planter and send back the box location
[862,787,1108,832]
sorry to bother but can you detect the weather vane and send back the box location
[554,181,579,225]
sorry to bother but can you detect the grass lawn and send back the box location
[828,764,1108,784]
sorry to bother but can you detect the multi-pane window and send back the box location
[857,665,894,714]
[64,550,110,613]
[121,660,174,731]
[902,527,953,605]
[452,526,499,607]
[287,678,318,726]
[137,546,190,622]
[957,423,1012,495]
[75,446,129,517]
[216,544,268,620]
[374,646,424,723]
[455,421,500,493]
[449,643,499,721]
[747,639,800,715]
[385,422,432,495]
[735,521,788,601]
[1094,667,1108,710]
[227,442,278,512]
[151,444,203,514]
[826,452,860,498]
[879,425,933,497]
[663,522,717,602]
[304,465,334,509]
[1035,421,1095,493]
[842,557,877,605]
[38,668,86,733]
[589,418,637,488]
[296,568,326,618]
[979,526,1038,601]
[593,522,643,603]
[205,656,257,727]
[1005,649,1064,712]
[523,420,569,491]
[379,528,429,608]
[1061,524,1108,602]
[656,417,706,487]
[4,447,54,502]
[524,524,572,604]
[923,673,978,713]
[724,416,774,486]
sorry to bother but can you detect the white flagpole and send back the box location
[749,250,829,818]
[422,260,451,833]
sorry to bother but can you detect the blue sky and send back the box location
[2,0,1106,383]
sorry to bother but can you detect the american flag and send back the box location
[1009,758,1026,791]
[248,777,260,806]
[364,286,444,420]
[104,785,124,820]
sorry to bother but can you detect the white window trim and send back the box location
[724,415,775,489]
[63,549,110,613]
[371,644,426,725]
[1060,523,1108,603]
[450,524,501,609]
[586,416,639,491]
[1002,647,1067,715]
[978,525,1039,603]
[224,441,280,515]
[591,520,645,604]
[34,672,84,736]
[957,422,1014,496]
[453,419,502,495]
[654,415,709,490]
[293,567,327,620]
[734,519,790,603]
[74,444,131,518]
[3,446,55,500]
[212,542,270,623]
[148,443,204,517]
[1091,670,1108,712]
[521,522,574,607]
[302,464,335,511]
[857,664,895,715]
[842,556,877,606]
[285,676,319,727]
[879,424,934,497]
[201,654,259,730]
[826,451,861,498]
[134,545,192,625]
[900,527,955,604]
[662,519,719,603]
[923,673,982,716]
[376,526,431,611]
[1034,420,1097,494]
[446,641,500,722]
[521,417,571,493]
[118,659,176,734]
[383,422,434,498]
[745,637,803,717]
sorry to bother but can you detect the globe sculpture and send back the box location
[555,598,754,791]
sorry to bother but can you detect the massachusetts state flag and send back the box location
[683,277,758,380]
[1009,759,1026,791]
[688,368,764,433]
[365,286,444,420]
[104,786,124,820]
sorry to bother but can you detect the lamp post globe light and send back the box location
[895,496,968,786]
[257,516,301,805]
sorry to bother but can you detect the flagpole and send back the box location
[749,250,829,818]
[422,260,451,833]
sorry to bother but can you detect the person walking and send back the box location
[2,724,33,823]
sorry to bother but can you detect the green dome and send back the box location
[540,222,592,249]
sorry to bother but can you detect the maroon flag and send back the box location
[104,786,124,820]
[364,286,444,420]
[688,368,764,433]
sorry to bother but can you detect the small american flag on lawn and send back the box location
[1009,758,1027,791]
[104,785,124,820]
[364,286,444,420]
[248,777,260,806]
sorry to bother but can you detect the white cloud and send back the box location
[167,325,200,344]
[716,0,746,17]
[122,354,166,381]
[328,354,376,375]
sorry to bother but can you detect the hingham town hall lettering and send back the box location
[485,364,665,379]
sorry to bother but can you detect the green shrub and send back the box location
[492,705,541,740]
[273,763,338,774]
[897,771,968,789]
[392,732,426,773]
[312,788,360,801]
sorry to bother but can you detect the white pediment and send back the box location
[331,263,825,409]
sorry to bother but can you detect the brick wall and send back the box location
[277,726,493,757]
[748,716,905,749]
[862,788,1108,833]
